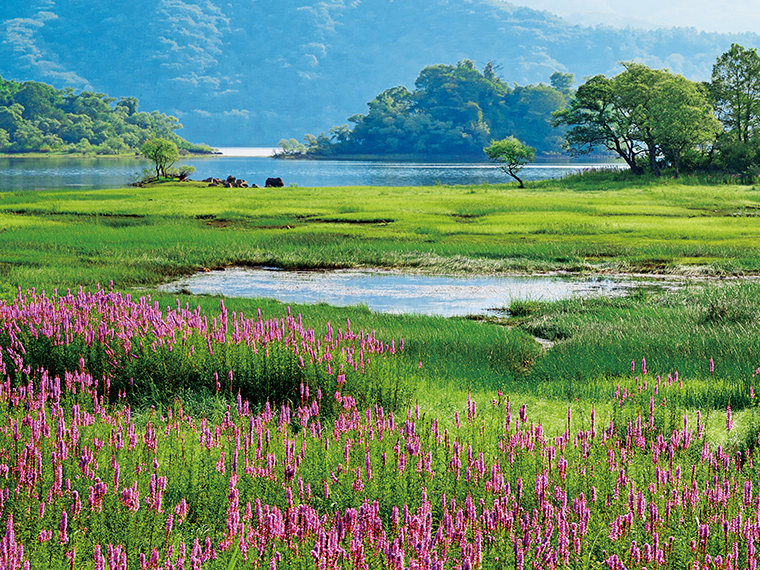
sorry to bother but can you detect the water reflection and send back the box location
[161,268,650,317]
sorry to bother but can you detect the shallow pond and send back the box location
[160,268,667,317]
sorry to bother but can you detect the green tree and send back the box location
[14,82,63,121]
[484,137,536,188]
[140,138,180,178]
[12,123,46,151]
[550,71,574,94]
[649,76,720,177]
[277,138,306,156]
[116,96,139,116]
[551,74,646,174]
[614,63,675,176]
[711,43,760,145]
[553,64,718,176]
[0,104,25,135]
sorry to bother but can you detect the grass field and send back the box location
[1,170,760,292]
[2,170,760,567]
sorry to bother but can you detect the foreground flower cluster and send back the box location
[0,290,759,569]
[0,285,407,408]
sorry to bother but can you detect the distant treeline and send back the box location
[279,61,573,158]
[0,78,215,155]
[281,45,760,179]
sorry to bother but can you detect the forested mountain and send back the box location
[1,0,758,146]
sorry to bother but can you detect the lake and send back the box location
[160,267,670,318]
[0,148,622,190]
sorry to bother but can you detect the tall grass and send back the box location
[516,281,760,409]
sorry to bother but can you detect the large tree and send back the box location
[550,74,646,174]
[613,63,675,176]
[553,63,719,176]
[711,43,760,145]
[649,76,721,177]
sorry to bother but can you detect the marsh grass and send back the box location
[2,173,760,290]
[513,281,760,409]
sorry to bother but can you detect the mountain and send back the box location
[1,0,758,147]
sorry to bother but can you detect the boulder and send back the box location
[265,177,284,187]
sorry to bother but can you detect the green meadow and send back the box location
[2,169,760,427]
[5,170,760,568]
[1,170,760,291]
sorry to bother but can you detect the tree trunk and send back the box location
[645,132,660,176]
[508,167,524,188]
[614,139,644,174]
[649,150,660,176]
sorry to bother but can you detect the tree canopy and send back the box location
[551,51,747,177]
[294,61,572,158]
[0,76,214,154]
[140,138,180,178]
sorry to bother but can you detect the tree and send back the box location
[649,76,720,177]
[613,63,673,175]
[140,138,179,178]
[484,137,535,188]
[550,71,574,94]
[711,44,760,145]
[551,74,646,174]
[552,64,720,176]
[276,138,306,156]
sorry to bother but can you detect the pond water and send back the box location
[0,148,622,190]
[160,268,663,317]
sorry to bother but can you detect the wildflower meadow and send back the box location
[1,287,760,569]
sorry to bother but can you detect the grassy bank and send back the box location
[1,170,760,292]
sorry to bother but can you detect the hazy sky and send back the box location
[512,0,760,35]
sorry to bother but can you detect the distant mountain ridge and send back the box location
[1,0,758,147]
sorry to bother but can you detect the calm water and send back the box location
[0,148,622,190]
[161,268,661,317]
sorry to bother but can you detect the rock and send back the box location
[265,177,284,187]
